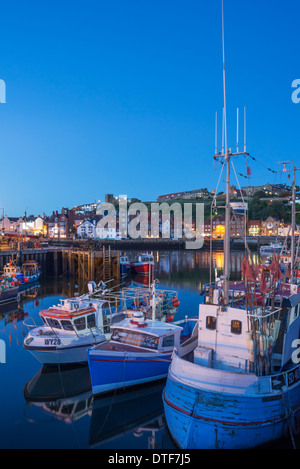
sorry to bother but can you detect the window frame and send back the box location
[206,316,217,331]
[231,320,242,335]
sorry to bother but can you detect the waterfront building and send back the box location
[46,210,72,239]
[0,215,23,235]
[77,219,98,239]
[248,220,261,237]
[21,215,46,236]
[260,216,280,236]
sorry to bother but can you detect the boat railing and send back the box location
[247,306,282,320]
[23,316,39,330]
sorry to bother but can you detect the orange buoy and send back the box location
[172,299,180,308]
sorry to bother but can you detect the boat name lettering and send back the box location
[287,366,300,387]
[44,338,61,346]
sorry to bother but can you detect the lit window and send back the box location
[206,316,217,330]
[231,320,242,335]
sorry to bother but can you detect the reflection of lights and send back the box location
[215,252,224,270]
[213,225,225,238]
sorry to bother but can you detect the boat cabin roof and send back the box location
[111,317,182,338]
[4,265,19,272]
[138,253,154,261]
[39,298,104,320]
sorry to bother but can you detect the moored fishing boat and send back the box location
[163,1,300,449]
[87,281,197,395]
[23,296,107,364]
[20,260,41,284]
[87,311,197,396]
[260,242,283,255]
[120,254,132,274]
[23,279,180,365]
[132,253,155,274]
[2,259,40,288]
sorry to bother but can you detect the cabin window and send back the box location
[231,320,242,335]
[74,317,86,331]
[41,316,47,325]
[87,314,96,328]
[162,335,174,347]
[46,318,61,329]
[206,316,217,330]
[61,320,74,331]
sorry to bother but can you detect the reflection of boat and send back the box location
[24,364,93,423]
[0,279,19,305]
[132,253,154,274]
[132,273,153,287]
[89,380,165,448]
[20,281,40,299]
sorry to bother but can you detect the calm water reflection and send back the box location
[0,250,294,449]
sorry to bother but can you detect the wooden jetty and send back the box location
[0,245,120,283]
[62,246,120,283]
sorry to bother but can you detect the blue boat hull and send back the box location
[163,375,300,449]
[87,349,172,396]
[120,264,131,274]
[16,272,40,288]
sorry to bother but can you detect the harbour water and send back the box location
[0,250,297,449]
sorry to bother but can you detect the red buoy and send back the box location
[172,299,180,308]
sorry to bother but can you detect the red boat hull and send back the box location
[133,263,154,274]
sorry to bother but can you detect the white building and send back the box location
[21,216,45,236]
[77,219,98,239]
[0,216,23,235]
[278,224,291,237]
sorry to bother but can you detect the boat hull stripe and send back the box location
[163,390,285,427]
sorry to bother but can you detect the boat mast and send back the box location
[279,162,300,278]
[291,164,297,277]
[213,0,249,305]
[222,0,230,305]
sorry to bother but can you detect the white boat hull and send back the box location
[26,341,106,365]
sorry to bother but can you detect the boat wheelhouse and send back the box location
[120,254,132,274]
[21,260,40,282]
[132,253,154,274]
[164,278,300,449]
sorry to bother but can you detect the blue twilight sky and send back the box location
[0,0,300,217]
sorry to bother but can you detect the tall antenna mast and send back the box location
[236,108,239,153]
[278,161,300,279]
[213,0,249,305]
[244,106,247,153]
